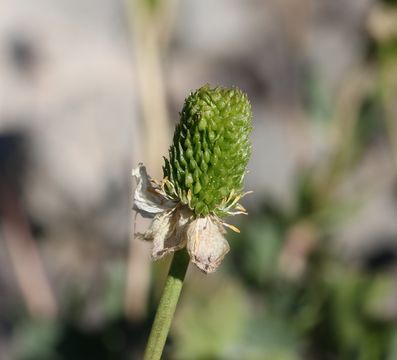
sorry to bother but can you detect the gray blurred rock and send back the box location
[0,0,137,245]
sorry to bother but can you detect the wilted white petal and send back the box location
[132,163,176,218]
[186,217,230,274]
[138,207,192,260]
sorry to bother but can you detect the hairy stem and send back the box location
[144,250,190,360]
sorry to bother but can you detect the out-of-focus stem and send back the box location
[381,64,397,171]
[0,184,57,318]
[125,0,170,173]
[124,0,174,320]
[319,71,373,197]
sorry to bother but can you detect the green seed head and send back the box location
[163,85,252,217]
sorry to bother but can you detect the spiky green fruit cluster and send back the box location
[163,85,252,216]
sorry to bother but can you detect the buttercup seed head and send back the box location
[163,85,253,216]
[133,85,252,273]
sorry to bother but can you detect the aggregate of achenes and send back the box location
[163,85,252,217]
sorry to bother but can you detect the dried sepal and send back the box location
[132,163,176,218]
[186,217,230,274]
[137,206,193,260]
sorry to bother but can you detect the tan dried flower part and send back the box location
[132,163,243,274]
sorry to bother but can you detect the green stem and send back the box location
[144,250,190,360]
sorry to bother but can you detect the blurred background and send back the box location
[1,0,397,359]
